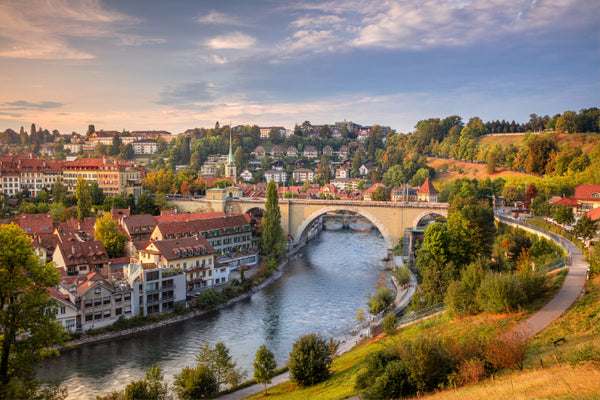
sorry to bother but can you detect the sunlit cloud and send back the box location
[1,101,63,110]
[205,32,257,49]
[196,10,244,26]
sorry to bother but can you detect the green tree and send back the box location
[75,176,92,220]
[371,185,391,201]
[124,365,169,400]
[136,193,159,215]
[351,151,362,174]
[254,345,277,395]
[87,124,96,136]
[196,342,244,390]
[288,333,332,387]
[88,181,105,205]
[0,224,65,398]
[173,365,217,400]
[573,215,598,241]
[52,176,68,206]
[259,180,285,261]
[552,204,575,225]
[367,286,395,314]
[118,143,134,160]
[94,213,127,258]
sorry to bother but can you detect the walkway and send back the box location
[516,237,588,337]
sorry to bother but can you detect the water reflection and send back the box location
[39,229,387,399]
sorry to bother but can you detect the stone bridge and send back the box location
[168,195,449,253]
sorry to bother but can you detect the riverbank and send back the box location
[58,256,293,351]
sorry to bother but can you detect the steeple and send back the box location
[225,125,237,183]
[227,128,234,165]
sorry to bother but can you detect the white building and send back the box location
[125,263,187,316]
[264,170,287,184]
[132,139,158,155]
[240,169,253,181]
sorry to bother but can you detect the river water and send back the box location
[38,229,388,399]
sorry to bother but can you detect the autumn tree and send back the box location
[95,213,127,258]
[0,224,65,398]
[573,215,598,241]
[195,342,245,390]
[254,345,277,395]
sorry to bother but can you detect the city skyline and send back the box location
[0,0,598,135]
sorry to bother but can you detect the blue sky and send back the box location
[0,0,598,134]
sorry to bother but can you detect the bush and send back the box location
[403,336,452,392]
[486,328,529,371]
[173,365,217,400]
[361,360,415,400]
[476,273,524,313]
[383,312,397,335]
[195,289,222,310]
[566,344,600,366]
[456,358,487,385]
[445,260,487,316]
[394,266,410,286]
[367,286,395,315]
[355,349,398,390]
[516,268,548,303]
[288,333,332,386]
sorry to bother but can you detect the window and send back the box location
[60,306,66,314]
[85,314,93,321]
[115,295,122,303]
[94,312,102,320]
[115,308,122,316]
[146,271,159,281]
[94,287,101,294]
[84,299,92,307]
[124,294,131,301]
[94,298,102,306]
[103,310,111,318]
[103,296,110,305]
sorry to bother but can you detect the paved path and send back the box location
[516,239,588,337]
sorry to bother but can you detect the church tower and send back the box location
[225,129,237,183]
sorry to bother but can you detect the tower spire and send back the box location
[227,124,233,164]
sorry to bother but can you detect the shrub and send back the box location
[195,289,222,310]
[516,268,548,303]
[445,260,487,316]
[383,312,397,335]
[361,360,415,400]
[566,344,600,366]
[355,349,398,391]
[456,358,487,385]
[367,286,395,315]
[403,336,452,392]
[394,266,410,286]
[476,273,524,313]
[486,328,529,371]
[288,333,332,386]
[173,365,217,400]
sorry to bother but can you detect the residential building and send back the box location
[264,169,287,184]
[270,160,284,171]
[322,145,333,155]
[286,146,298,157]
[52,240,110,275]
[254,146,266,159]
[417,178,439,202]
[259,127,285,139]
[293,168,315,183]
[271,145,283,157]
[330,178,362,191]
[48,287,78,333]
[131,139,158,155]
[359,162,376,176]
[138,237,218,291]
[119,214,157,241]
[574,184,600,212]
[124,263,186,316]
[339,145,350,158]
[304,146,318,159]
[335,167,350,179]
[391,184,418,202]
[240,169,253,182]
[363,183,386,201]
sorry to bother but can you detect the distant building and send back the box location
[264,169,287,184]
[254,146,266,159]
[304,146,318,159]
[286,146,298,157]
[417,178,439,203]
[293,168,314,183]
[240,169,253,182]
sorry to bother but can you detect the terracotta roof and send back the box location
[121,214,157,231]
[586,207,600,221]
[154,211,226,224]
[56,240,109,267]
[146,236,216,261]
[154,214,251,239]
[574,185,600,201]
[551,197,579,207]
[16,212,54,235]
[417,178,439,195]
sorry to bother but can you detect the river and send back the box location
[38,229,388,399]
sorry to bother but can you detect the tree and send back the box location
[0,224,65,398]
[352,151,362,174]
[119,143,134,160]
[195,342,244,390]
[269,127,283,144]
[76,176,92,220]
[371,185,391,201]
[136,193,159,215]
[87,124,96,136]
[288,333,332,386]
[552,204,574,225]
[259,180,285,260]
[94,213,127,258]
[254,345,277,395]
[573,215,598,241]
[367,286,394,314]
[173,365,217,400]
[89,181,105,205]
[124,365,169,400]
[52,176,68,206]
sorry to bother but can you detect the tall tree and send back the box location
[89,181,105,205]
[0,224,65,398]
[254,345,277,395]
[87,124,96,136]
[195,342,244,390]
[76,176,92,220]
[94,213,127,258]
[259,180,285,260]
[52,176,68,206]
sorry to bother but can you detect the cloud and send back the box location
[1,101,63,110]
[205,32,256,49]
[283,30,342,54]
[196,10,244,26]
[0,0,164,60]
[157,82,214,105]
[291,14,346,29]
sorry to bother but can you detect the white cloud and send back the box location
[0,0,163,60]
[205,32,256,49]
[291,14,346,29]
[196,10,244,26]
[283,30,342,54]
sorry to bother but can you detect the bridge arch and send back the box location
[413,209,448,228]
[239,203,266,214]
[294,206,394,249]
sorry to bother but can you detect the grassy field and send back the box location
[477,132,599,154]
[427,157,531,185]
[243,271,588,400]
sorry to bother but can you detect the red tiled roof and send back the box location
[574,185,600,201]
[586,207,600,221]
[417,178,439,195]
[56,240,109,267]
[146,236,215,261]
[16,212,54,235]
[551,197,579,207]
[154,214,251,239]
[154,211,226,224]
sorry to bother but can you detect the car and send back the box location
[243,264,250,270]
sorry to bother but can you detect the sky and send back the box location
[0,0,598,135]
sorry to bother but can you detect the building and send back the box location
[254,146,266,159]
[574,185,600,213]
[271,146,283,157]
[359,161,376,176]
[138,237,219,291]
[363,183,386,201]
[131,139,158,155]
[286,146,298,157]
[149,214,255,256]
[330,178,362,191]
[125,263,186,315]
[264,169,287,184]
[293,168,315,183]
[240,169,253,182]
[53,240,110,275]
[224,132,237,183]
[119,214,157,241]
[303,146,318,159]
[335,167,350,179]
[63,158,144,197]
[417,178,439,202]
[391,184,418,202]
[259,127,285,139]
[339,145,350,158]
[48,287,78,333]
[322,145,333,155]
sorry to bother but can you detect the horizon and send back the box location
[0,0,598,135]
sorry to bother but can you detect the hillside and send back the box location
[427,157,531,184]
[478,132,600,154]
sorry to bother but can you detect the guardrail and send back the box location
[396,303,445,327]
